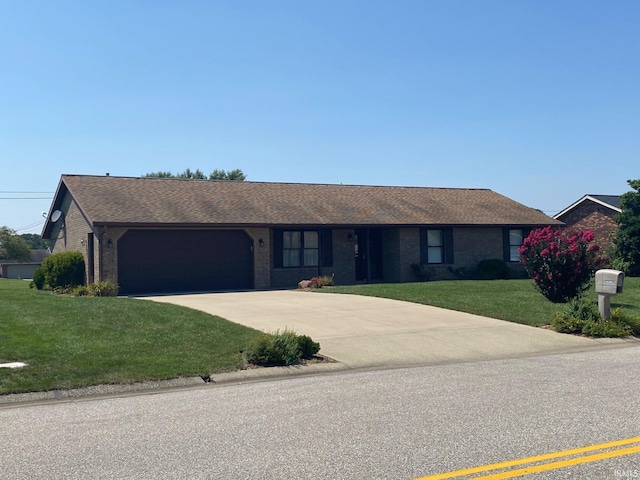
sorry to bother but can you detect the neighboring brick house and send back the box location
[553,195,621,251]
[42,174,563,295]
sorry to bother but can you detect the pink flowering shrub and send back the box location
[518,226,605,303]
[309,275,335,288]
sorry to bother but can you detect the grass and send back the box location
[3,276,639,395]
[322,277,640,327]
[0,279,260,395]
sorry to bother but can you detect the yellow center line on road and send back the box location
[414,436,640,480]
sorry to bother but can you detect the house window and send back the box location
[427,229,444,264]
[283,230,318,267]
[508,229,524,262]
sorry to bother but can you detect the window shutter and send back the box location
[419,229,427,264]
[444,228,454,264]
[502,228,511,262]
[273,229,283,268]
[321,229,333,267]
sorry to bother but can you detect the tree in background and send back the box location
[209,168,246,181]
[20,233,50,250]
[0,226,32,262]
[144,168,246,181]
[612,179,640,276]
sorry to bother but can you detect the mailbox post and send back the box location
[594,269,624,319]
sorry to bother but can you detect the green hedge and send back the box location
[38,251,85,290]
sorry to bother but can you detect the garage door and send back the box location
[117,230,253,295]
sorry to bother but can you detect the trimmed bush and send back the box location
[474,259,511,280]
[297,335,320,359]
[245,329,321,366]
[411,263,435,281]
[40,251,85,290]
[245,333,287,366]
[272,329,303,365]
[32,267,45,290]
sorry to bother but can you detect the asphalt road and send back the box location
[3,346,640,479]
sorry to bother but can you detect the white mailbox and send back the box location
[595,269,624,319]
[595,269,624,295]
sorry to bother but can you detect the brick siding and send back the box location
[557,200,619,251]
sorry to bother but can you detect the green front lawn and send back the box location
[323,278,640,327]
[0,280,260,395]
[3,277,639,395]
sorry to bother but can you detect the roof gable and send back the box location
[554,194,622,219]
[43,175,562,232]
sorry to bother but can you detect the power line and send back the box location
[15,220,45,232]
[0,191,54,193]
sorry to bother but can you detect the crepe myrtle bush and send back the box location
[519,226,605,303]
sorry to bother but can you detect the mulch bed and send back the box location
[241,354,336,370]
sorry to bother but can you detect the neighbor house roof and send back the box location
[43,175,562,236]
[553,194,622,220]
[0,249,50,265]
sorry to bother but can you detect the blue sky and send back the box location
[1,1,638,234]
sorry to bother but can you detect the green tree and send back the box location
[143,171,173,178]
[612,179,640,276]
[176,168,207,179]
[20,233,50,250]
[143,168,246,181]
[0,226,32,262]
[209,168,247,181]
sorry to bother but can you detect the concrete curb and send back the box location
[209,362,349,384]
[0,376,206,405]
[0,362,348,406]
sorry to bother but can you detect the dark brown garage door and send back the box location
[117,230,253,295]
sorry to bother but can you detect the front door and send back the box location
[355,229,383,282]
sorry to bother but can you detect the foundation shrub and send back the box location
[40,251,85,290]
[88,280,119,297]
[32,267,45,290]
[309,275,335,288]
[72,285,90,296]
[411,263,436,281]
[474,259,511,280]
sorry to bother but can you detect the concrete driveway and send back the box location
[144,290,638,369]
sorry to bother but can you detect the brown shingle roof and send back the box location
[49,174,562,229]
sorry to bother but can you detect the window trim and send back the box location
[420,227,454,265]
[278,229,320,268]
[426,229,445,264]
[503,227,530,263]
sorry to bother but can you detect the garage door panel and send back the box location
[118,230,253,294]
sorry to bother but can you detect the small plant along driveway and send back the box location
[144,290,638,369]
